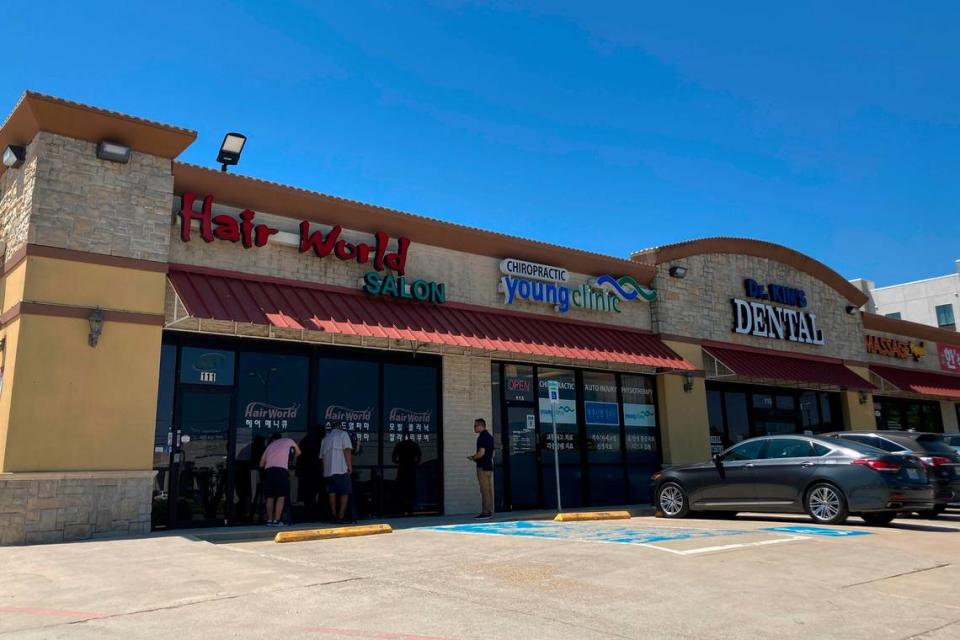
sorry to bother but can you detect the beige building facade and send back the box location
[2,92,960,544]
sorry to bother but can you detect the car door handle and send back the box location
[745,463,756,468]
[801,461,815,468]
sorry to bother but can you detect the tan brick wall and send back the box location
[168,202,654,330]
[26,133,173,262]
[441,353,493,515]
[651,254,865,361]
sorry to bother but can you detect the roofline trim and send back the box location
[862,312,960,348]
[632,237,868,307]
[171,162,658,285]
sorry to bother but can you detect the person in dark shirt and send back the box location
[392,429,422,516]
[466,418,494,519]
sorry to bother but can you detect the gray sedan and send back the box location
[652,435,934,526]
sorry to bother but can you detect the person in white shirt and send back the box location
[320,426,354,523]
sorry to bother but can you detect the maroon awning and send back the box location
[870,365,960,399]
[703,344,874,390]
[168,266,694,370]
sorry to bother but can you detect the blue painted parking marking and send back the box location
[421,520,760,546]
[762,526,873,537]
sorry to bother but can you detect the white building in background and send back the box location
[851,260,960,332]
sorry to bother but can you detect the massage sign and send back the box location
[177,193,446,304]
[732,278,825,345]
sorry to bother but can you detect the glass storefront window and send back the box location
[538,368,581,508]
[491,363,505,512]
[503,364,535,402]
[707,390,724,454]
[621,374,659,503]
[583,371,623,505]
[384,363,440,515]
[180,347,234,386]
[152,344,177,529]
[316,357,379,517]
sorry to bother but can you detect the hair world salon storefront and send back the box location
[3,92,960,544]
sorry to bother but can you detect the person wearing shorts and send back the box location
[320,426,354,523]
[259,432,301,526]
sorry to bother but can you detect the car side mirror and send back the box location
[712,453,722,466]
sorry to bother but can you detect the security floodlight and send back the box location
[2,145,25,168]
[668,265,687,279]
[217,133,246,172]
[96,141,131,164]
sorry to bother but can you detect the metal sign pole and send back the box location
[551,404,561,512]
[548,380,562,513]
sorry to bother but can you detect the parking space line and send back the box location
[674,535,810,556]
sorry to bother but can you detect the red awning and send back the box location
[167,267,694,370]
[703,345,874,390]
[870,365,960,399]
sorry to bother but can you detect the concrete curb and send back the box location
[274,524,392,543]
[554,511,631,522]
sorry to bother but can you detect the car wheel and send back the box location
[805,483,848,525]
[657,482,690,518]
[860,511,897,526]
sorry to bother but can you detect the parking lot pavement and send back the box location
[4,513,960,639]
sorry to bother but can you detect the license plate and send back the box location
[906,468,922,481]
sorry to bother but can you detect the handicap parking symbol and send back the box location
[762,526,873,537]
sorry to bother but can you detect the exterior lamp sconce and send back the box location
[2,145,25,169]
[668,265,687,279]
[682,372,695,392]
[858,390,868,405]
[96,141,131,164]
[88,307,104,347]
[217,133,246,172]
[845,305,859,316]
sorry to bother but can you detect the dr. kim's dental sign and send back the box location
[732,278,825,346]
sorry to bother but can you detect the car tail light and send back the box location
[920,456,953,467]
[853,458,901,472]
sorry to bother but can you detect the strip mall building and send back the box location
[1,93,959,544]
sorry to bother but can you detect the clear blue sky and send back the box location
[5,1,959,286]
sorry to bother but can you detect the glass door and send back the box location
[506,406,539,509]
[170,388,232,527]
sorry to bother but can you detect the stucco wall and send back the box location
[651,253,865,361]
[870,268,960,328]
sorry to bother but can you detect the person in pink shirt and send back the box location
[259,432,301,526]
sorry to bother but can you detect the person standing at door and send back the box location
[320,425,354,523]
[467,418,494,519]
[259,432,301,527]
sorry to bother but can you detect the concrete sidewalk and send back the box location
[163,504,657,544]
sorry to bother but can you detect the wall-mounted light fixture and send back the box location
[217,133,246,172]
[858,390,868,405]
[88,307,105,347]
[845,305,859,316]
[96,141,131,164]
[2,145,25,169]
[682,372,694,392]
[668,265,687,279]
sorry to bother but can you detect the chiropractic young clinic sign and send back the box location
[498,257,655,315]
[732,278,825,346]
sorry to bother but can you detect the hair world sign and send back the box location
[732,278,825,345]
[177,193,445,304]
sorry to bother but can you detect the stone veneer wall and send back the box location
[26,132,174,262]
[0,471,153,545]
[0,136,39,256]
[651,253,865,361]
